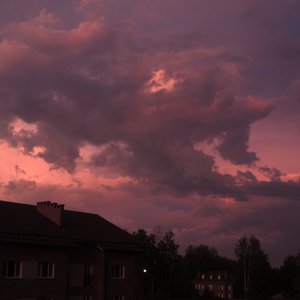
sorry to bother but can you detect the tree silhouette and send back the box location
[234,235,271,298]
[133,229,180,300]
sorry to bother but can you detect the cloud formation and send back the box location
[0,0,300,266]
[0,3,274,196]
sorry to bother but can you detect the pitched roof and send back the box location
[0,200,139,249]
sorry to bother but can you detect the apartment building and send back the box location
[194,271,234,299]
[0,200,144,300]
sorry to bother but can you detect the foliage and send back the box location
[234,235,272,299]
[133,229,181,300]
[184,244,237,279]
[281,251,300,298]
[134,229,299,300]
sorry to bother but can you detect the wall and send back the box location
[0,243,68,300]
[105,250,144,300]
[0,243,144,300]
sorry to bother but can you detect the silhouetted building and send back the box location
[0,200,144,300]
[194,271,234,299]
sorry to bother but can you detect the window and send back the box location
[112,265,125,279]
[201,274,205,280]
[112,296,124,300]
[84,264,94,287]
[37,262,54,278]
[2,261,22,278]
[210,274,213,280]
[218,275,221,280]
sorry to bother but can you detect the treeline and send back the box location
[132,229,300,300]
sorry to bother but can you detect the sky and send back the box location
[0,0,300,267]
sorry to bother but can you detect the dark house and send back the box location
[0,200,144,300]
[194,271,234,299]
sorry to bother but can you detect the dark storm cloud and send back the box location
[259,166,282,182]
[3,179,36,194]
[91,142,245,199]
[218,126,258,165]
[0,0,300,200]
[245,181,300,201]
[236,170,257,184]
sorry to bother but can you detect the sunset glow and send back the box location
[0,0,300,267]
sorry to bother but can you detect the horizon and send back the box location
[2,198,296,269]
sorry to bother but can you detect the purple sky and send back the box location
[0,0,300,267]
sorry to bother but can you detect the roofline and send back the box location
[0,232,143,251]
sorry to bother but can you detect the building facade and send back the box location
[194,271,234,299]
[0,200,144,300]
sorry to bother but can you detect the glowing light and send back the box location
[145,69,178,93]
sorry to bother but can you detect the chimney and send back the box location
[36,201,64,226]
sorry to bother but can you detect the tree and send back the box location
[133,229,180,300]
[156,230,180,299]
[234,235,272,299]
[157,230,179,262]
[184,244,238,298]
[132,229,157,300]
[294,252,300,299]
[184,244,219,279]
[295,251,300,298]
[281,251,300,299]
[133,228,156,247]
[281,255,298,297]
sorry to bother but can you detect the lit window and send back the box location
[228,286,231,291]
[210,275,213,280]
[112,296,124,300]
[201,274,205,279]
[38,262,55,278]
[218,275,221,280]
[112,265,125,279]
[2,261,22,278]
[209,284,213,291]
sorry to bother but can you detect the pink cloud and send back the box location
[0,1,300,267]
